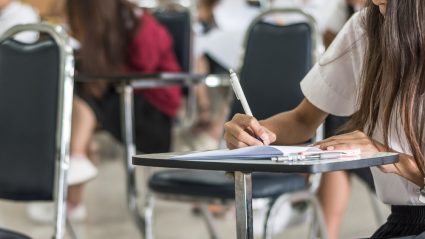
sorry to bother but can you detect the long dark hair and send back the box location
[346,0,425,175]
[66,0,140,75]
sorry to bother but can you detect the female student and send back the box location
[224,0,425,238]
[28,0,182,222]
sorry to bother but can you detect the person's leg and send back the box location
[71,96,97,155]
[318,171,351,239]
[68,96,97,208]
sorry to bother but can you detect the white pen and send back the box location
[229,69,264,144]
[272,152,343,162]
[229,69,253,116]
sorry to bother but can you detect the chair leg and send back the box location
[309,195,329,239]
[262,192,328,239]
[308,212,319,239]
[263,199,278,239]
[66,218,79,239]
[143,195,155,239]
[199,204,220,239]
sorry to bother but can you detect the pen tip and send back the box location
[229,69,235,74]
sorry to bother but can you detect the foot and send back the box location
[27,202,87,224]
[68,155,98,185]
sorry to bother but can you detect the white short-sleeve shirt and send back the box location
[300,11,424,205]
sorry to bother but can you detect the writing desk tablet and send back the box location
[133,152,399,174]
[133,152,398,239]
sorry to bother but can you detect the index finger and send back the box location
[233,114,269,143]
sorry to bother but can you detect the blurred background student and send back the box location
[0,0,39,42]
[27,0,182,223]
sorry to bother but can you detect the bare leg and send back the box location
[68,96,97,207]
[70,96,97,156]
[318,171,351,239]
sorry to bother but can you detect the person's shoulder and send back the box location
[134,10,172,44]
[345,9,366,36]
[138,10,166,33]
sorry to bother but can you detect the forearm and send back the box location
[394,154,424,187]
[260,110,321,145]
[374,142,424,187]
[260,99,328,145]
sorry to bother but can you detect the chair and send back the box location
[0,23,74,239]
[153,6,192,72]
[143,8,327,239]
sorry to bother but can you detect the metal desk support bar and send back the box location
[234,172,254,239]
[118,83,146,236]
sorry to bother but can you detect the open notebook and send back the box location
[172,146,360,160]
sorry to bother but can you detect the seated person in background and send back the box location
[194,0,339,72]
[0,0,39,42]
[225,1,425,239]
[27,0,182,222]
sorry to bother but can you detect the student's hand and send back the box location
[314,131,415,176]
[314,130,385,153]
[224,114,276,149]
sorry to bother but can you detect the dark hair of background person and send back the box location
[345,0,425,175]
[66,0,140,75]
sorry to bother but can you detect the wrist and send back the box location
[396,154,424,187]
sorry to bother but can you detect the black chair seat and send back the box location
[0,229,31,239]
[149,170,307,200]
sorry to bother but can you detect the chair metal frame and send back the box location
[133,8,328,239]
[0,23,74,239]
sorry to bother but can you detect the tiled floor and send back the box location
[0,133,390,239]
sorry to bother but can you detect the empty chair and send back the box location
[0,23,74,239]
[153,6,192,72]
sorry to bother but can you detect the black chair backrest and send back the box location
[232,21,313,120]
[325,115,351,137]
[154,8,191,72]
[0,38,60,201]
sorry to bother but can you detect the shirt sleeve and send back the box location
[300,11,365,116]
